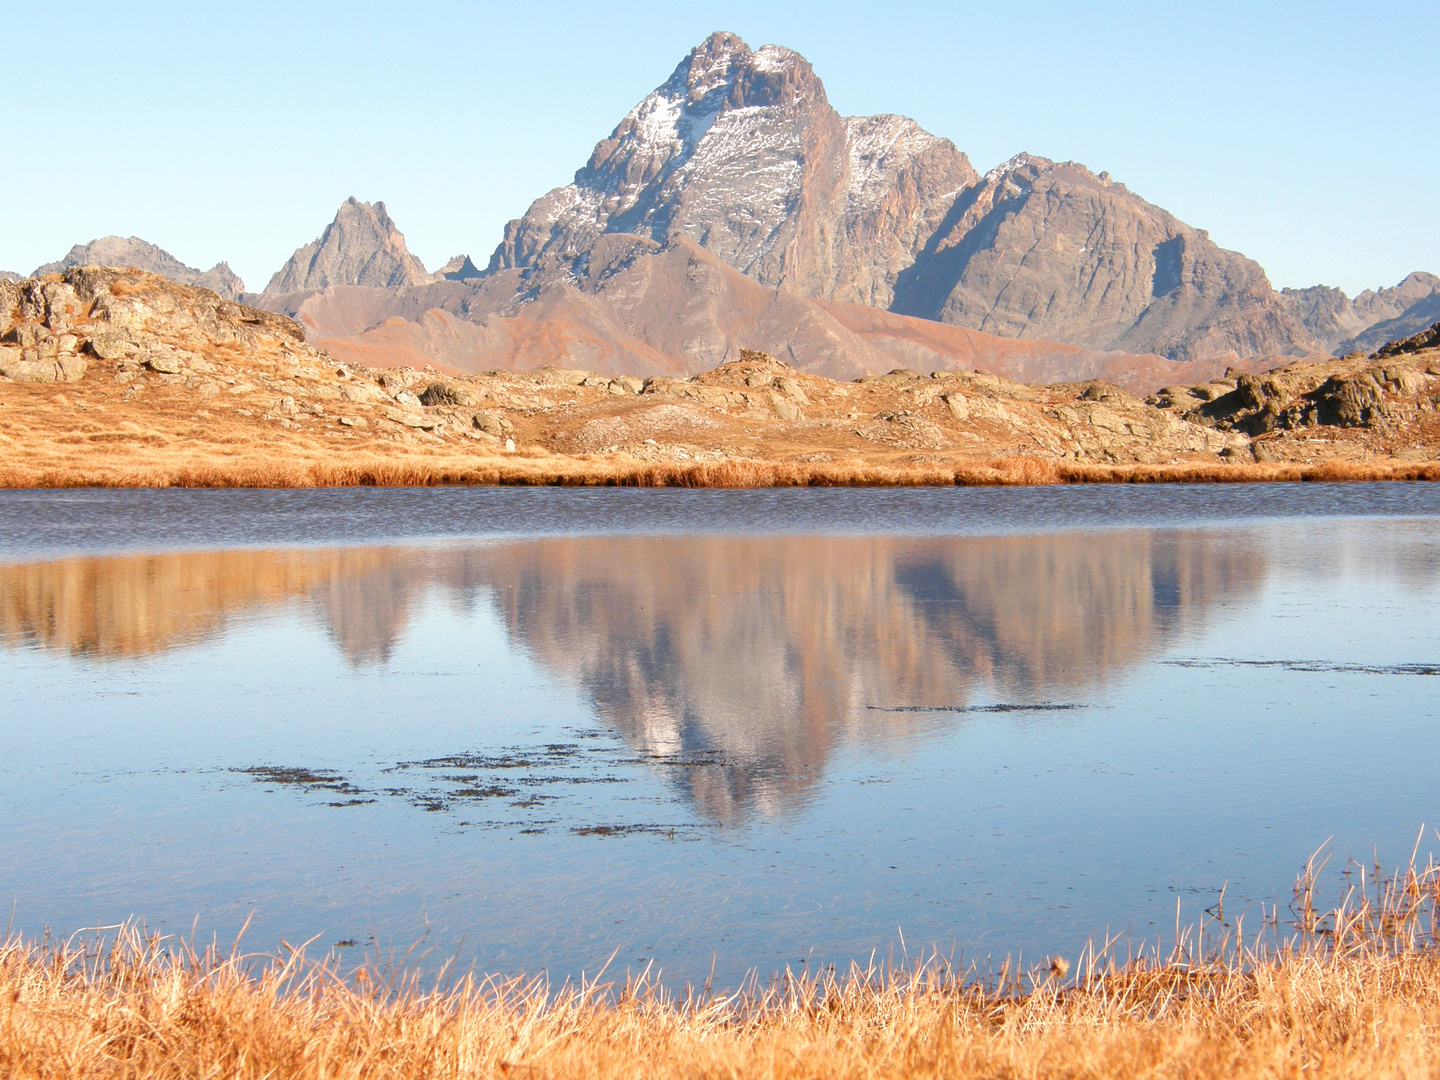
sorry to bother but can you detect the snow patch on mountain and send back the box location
[844,115,946,210]
[983,152,1038,185]
[750,44,801,74]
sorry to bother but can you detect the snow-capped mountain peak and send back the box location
[488,32,973,309]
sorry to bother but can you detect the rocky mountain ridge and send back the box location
[246,32,1436,379]
[1281,271,1440,355]
[15,32,1436,385]
[489,32,979,316]
[32,237,245,301]
[886,153,1300,361]
[484,32,1438,364]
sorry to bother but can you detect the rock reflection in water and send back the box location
[0,532,1265,821]
[482,535,1264,820]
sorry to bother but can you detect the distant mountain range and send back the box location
[15,32,1438,386]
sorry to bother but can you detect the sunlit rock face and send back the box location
[484,32,1392,363]
[0,532,1265,821]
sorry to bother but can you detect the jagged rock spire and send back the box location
[265,198,432,294]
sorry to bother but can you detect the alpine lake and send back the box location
[2,483,1437,988]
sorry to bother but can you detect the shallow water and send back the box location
[1,485,1437,986]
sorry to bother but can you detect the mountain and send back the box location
[488,32,1324,363]
[489,32,979,312]
[435,254,483,281]
[1345,294,1440,355]
[290,235,1268,393]
[887,154,1308,361]
[32,237,244,300]
[254,32,1434,378]
[263,198,433,295]
[1282,271,1440,354]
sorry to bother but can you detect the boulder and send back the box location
[609,375,645,395]
[774,377,809,404]
[769,394,802,420]
[472,412,514,438]
[0,346,88,383]
[419,381,478,407]
[340,382,384,403]
[385,408,440,429]
[144,354,184,375]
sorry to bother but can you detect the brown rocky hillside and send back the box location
[3,270,1439,487]
[279,237,1273,393]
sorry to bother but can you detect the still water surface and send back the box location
[1,485,1437,985]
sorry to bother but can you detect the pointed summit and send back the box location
[435,254,483,281]
[265,198,432,295]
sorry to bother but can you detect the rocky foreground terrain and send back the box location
[3,268,1439,487]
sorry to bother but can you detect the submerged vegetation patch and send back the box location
[232,765,369,797]
[1165,658,1440,675]
[233,732,735,836]
[867,702,1088,713]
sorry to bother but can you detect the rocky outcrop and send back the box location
[1373,321,1440,360]
[489,32,978,313]
[264,198,433,295]
[1147,351,1439,443]
[4,269,1437,487]
[32,237,245,301]
[1,267,308,385]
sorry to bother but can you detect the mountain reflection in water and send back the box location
[0,532,1264,821]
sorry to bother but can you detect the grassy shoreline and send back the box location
[4,930,1437,1079]
[3,453,1440,489]
[5,850,1438,1078]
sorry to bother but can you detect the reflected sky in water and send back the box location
[1,486,1438,986]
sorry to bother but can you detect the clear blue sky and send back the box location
[3,0,1435,296]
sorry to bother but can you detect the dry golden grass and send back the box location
[5,846,1438,1078]
[3,449,1439,489]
